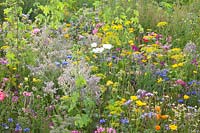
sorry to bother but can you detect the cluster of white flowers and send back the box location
[91,43,113,53]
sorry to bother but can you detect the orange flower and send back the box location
[161,115,169,120]
[155,106,161,113]
[155,125,161,130]
[156,114,161,120]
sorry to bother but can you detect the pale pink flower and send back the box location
[92,28,98,34]
[32,28,40,34]
[23,91,32,97]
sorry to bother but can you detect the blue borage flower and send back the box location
[8,118,13,123]
[120,118,129,124]
[62,61,68,65]
[67,55,72,59]
[24,128,30,132]
[155,69,169,81]
[178,99,184,103]
[99,119,106,124]
[15,123,22,131]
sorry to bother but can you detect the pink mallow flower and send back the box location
[92,28,98,34]
[23,91,32,97]
[32,28,40,34]
[0,91,6,101]
[176,79,187,87]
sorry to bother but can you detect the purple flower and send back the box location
[32,28,40,34]
[24,128,30,132]
[132,45,139,51]
[120,118,129,124]
[12,96,19,103]
[8,118,13,123]
[99,119,106,124]
[178,99,184,103]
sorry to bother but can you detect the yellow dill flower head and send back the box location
[136,100,147,106]
[183,95,190,100]
[157,21,168,27]
[130,96,138,101]
[169,124,177,130]
[106,80,114,86]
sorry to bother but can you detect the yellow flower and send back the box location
[1,45,10,50]
[136,100,147,106]
[128,28,134,33]
[60,95,69,100]
[91,66,98,72]
[64,34,70,38]
[96,73,106,79]
[157,78,163,83]
[108,62,112,67]
[193,70,197,74]
[106,80,114,86]
[66,23,71,27]
[130,96,138,101]
[33,78,41,83]
[169,124,177,130]
[157,21,168,27]
[24,77,28,82]
[12,67,17,70]
[183,95,190,100]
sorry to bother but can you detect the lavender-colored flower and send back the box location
[0,58,8,65]
[178,99,184,103]
[120,118,129,124]
[99,119,106,124]
[24,128,30,132]
[8,118,13,123]
[123,100,132,105]
[15,123,22,131]
[12,96,19,103]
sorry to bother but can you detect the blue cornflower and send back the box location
[99,119,106,124]
[112,56,116,59]
[24,128,30,132]
[62,61,68,65]
[67,55,72,59]
[15,123,22,131]
[178,99,184,103]
[55,61,60,67]
[8,118,13,123]
[120,118,129,124]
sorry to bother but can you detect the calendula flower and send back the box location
[155,106,161,113]
[161,115,169,120]
[169,124,177,130]
[155,125,161,130]
[183,95,190,100]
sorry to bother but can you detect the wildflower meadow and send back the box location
[0,0,199,132]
